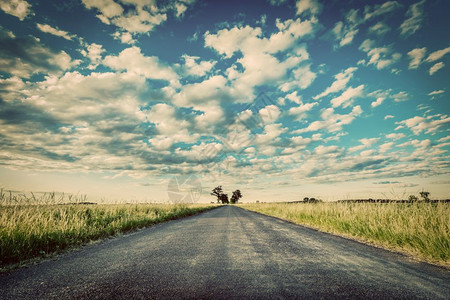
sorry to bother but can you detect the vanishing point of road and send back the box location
[0,205,449,299]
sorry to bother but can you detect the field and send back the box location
[0,202,215,269]
[240,202,450,267]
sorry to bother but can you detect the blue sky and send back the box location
[0,0,449,202]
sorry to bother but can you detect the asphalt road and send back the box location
[0,205,449,299]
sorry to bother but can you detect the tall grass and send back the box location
[0,203,215,268]
[240,202,450,267]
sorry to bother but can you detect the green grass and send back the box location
[240,202,450,267]
[0,203,215,269]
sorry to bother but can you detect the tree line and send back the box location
[211,186,242,204]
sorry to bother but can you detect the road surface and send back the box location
[0,205,449,299]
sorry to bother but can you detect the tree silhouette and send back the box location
[420,191,430,202]
[230,190,242,204]
[219,193,229,204]
[211,186,224,203]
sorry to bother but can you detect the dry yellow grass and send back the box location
[0,203,215,268]
[240,202,450,267]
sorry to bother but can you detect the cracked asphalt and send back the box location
[0,205,448,299]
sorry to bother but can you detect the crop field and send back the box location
[240,202,450,267]
[0,197,215,269]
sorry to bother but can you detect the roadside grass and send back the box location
[240,202,450,267]
[0,203,216,269]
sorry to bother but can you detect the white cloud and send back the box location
[392,91,408,102]
[315,145,339,155]
[291,135,312,146]
[368,22,391,36]
[428,90,445,96]
[0,0,32,20]
[255,123,286,145]
[371,97,386,108]
[280,63,317,92]
[296,0,321,17]
[259,105,281,125]
[399,0,426,37]
[82,0,195,35]
[379,142,394,153]
[113,31,135,44]
[37,23,74,40]
[348,138,379,152]
[384,115,394,120]
[81,43,105,69]
[103,46,178,83]
[182,54,216,77]
[296,105,363,133]
[288,102,318,121]
[363,1,401,21]
[331,2,400,48]
[205,22,316,98]
[330,85,364,108]
[314,67,357,99]
[386,133,405,140]
[425,47,450,62]
[429,62,444,75]
[398,114,450,135]
[407,47,427,69]
[359,39,402,70]
[195,104,225,131]
[284,91,302,104]
[0,28,77,78]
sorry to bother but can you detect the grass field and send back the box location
[240,202,449,267]
[0,203,215,269]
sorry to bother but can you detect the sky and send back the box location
[0,0,449,203]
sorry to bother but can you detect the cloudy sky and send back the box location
[0,0,449,203]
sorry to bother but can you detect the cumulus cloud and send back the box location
[112,31,135,44]
[397,114,450,135]
[348,138,379,153]
[379,142,394,153]
[295,105,363,133]
[182,54,216,77]
[407,47,427,69]
[330,85,364,108]
[103,46,178,83]
[428,90,445,96]
[205,22,316,99]
[429,62,444,75]
[296,0,321,17]
[359,39,402,70]
[392,91,408,102]
[37,23,74,40]
[0,27,76,78]
[81,43,105,69]
[368,22,391,36]
[0,0,32,20]
[425,47,450,62]
[81,0,195,35]
[288,101,318,121]
[371,97,385,108]
[386,133,405,140]
[314,67,357,99]
[331,2,400,48]
[399,0,426,37]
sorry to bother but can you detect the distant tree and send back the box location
[303,197,322,203]
[408,195,419,202]
[230,190,242,204]
[419,191,430,202]
[211,186,224,203]
[219,193,229,204]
